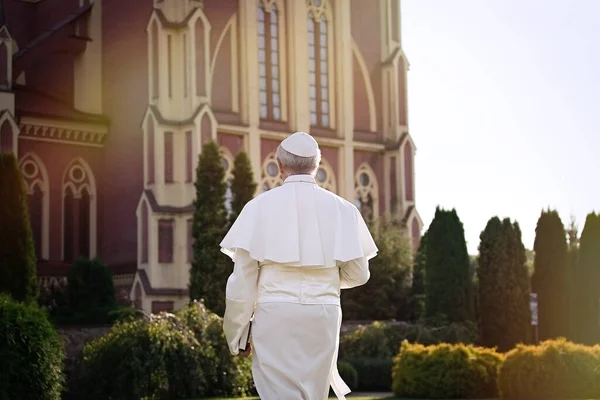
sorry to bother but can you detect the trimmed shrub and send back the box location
[337,361,358,390]
[499,338,600,399]
[82,313,210,400]
[178,301,254,397]
[51,258,125,325]
[392,341,503,399]
[0,295,65,400]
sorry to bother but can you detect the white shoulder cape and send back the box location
[220,175,378,267]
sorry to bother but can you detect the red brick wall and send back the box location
[218,133,244,156]
[351,0,382,134]
[100,0,151,265]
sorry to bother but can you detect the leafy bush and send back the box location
[82,313,210,400]
[337,361,358,390]
[0,295,64,400]
[342,222,414,321]
[392,341,503,399]
[178,301,254,397]
[499,338,600,399]
[343,357,393,391]
[340,320,478,361]
[49,258,132,325]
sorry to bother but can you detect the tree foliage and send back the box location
[189,141,230,316]
[477,217,531,351]
[531,210,569,340]
[424,207,473,323]
[0,153,38,303]
[229,151,256,225]
[341,221,413,321]
[572,212,600,344]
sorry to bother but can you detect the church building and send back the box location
[0,0,421,313]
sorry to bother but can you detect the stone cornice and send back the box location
[18,115,108,147]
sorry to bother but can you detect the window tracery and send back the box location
[261,152,283,192]
[315,157,336,192]
[19,153,49,260]
[62,158,96,262]
[355,163,378,220]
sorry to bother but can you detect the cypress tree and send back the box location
[531,210,569,340]
[341,221,413,321]
[0,153,38,303]
[572,213,600,344]
[229,151,256,225]
[478,217,530,351]
[189,141,230,316]
[424,207,473,323]
[566,216,579,340]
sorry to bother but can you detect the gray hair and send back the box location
[275,145,321,176]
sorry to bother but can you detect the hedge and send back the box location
[0,295,65,400]
[392,341,503,399]
[81,313,210,400]
[499,338,600,399]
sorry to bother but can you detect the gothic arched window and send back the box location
[261,152,283,192]
[62,158,96,262]
[307,0,333,128]
[20,153,49,260]
[355,163,379,220]
[258,0,286,121]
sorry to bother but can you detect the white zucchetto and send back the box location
[280,132,320,157]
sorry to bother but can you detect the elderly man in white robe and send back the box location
[221,132,377,400]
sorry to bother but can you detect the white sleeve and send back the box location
[223,248,259,355]
[339,257,370,290]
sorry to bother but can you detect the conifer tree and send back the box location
[478,217,530,351]
[424,207,473,323]
[531,210,569,340]
[572,213,600,344]
[189,141,230,316]
[0,153,38,302]
[229,151,256,225]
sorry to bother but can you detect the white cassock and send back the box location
[221,173,377,400]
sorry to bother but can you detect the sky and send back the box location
[401,0,600,254]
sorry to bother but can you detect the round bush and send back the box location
[499,338,600,399]
[177,301,254,397]
[337,361,358,390]
[392,340,503,399]
[82,313,211,400]
[0,295,65,400]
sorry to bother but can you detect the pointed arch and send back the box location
[307,0,335,129]
[140,200,149,264]
[315,157,336,192]
[261,152,283,192]
[355,163,379,220]
[193,9,211,98]
[404,140,414,202]
[19,152,50,260]
[61,157,97,261]
[351,39,376,132]
[0,41,7,88]
[149,18,160,100]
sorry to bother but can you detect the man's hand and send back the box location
[238,343,252,358]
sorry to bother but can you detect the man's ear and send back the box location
[277,158,285,176]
